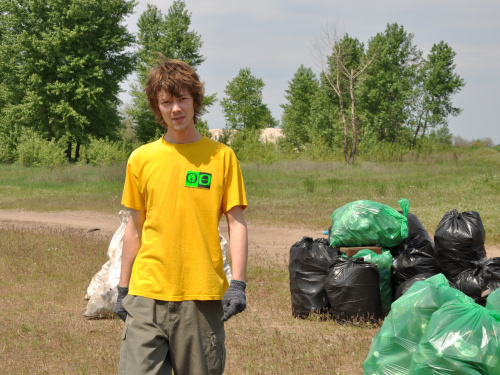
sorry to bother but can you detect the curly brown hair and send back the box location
[144,53,205,126]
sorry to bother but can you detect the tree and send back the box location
[314,25,373,164]
[0,0,136,161]
[280,65,319,149]
[309,84,343,150]
[359,23,422,144]
[410,41,465,147]
[128,1,214,144]
[220,67,276,131]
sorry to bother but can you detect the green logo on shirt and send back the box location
[185,171,212,189]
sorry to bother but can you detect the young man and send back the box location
[114,55,248,375]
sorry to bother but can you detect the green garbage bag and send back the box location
[353,249,393,315]
[363,274,472,375]
[330,198,409,248]
[410,299,500,375]
[486,287,500,311]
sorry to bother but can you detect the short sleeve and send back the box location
[221,151,247,214]
[121,152,146,211]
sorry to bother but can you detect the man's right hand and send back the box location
[114,285,129,321]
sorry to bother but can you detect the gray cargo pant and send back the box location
[118,295,226,375]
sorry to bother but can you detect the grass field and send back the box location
[1,146,499,374]
[0,225,377,374]
[1,145,499,241]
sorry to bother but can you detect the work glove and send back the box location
[221,280,246,322]
[114,285,129,322]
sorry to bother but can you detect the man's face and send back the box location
[157,89,195,132]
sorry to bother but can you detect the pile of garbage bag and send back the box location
[289,236,391,321]
[289,198,500,328]
[364,274,500,375]
[290,199,410,321]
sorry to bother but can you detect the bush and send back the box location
[356,138,411,163]
[212,128,234,145]
[0,140,16,164]
[78,137,132,166]
[230,129,278,164]
[304,133,338,161]
[16,129,67,167]
[0,122,22,163]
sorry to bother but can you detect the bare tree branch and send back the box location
[312,21,375,164]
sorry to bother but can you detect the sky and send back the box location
[119,0,500,145]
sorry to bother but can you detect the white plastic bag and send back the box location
[220,232,232,283]
[84,212,233,318]
[83,210,129,318]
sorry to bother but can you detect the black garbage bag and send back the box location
[289,237,339,318]
[324,256,382,322]
[482,257,500,292]
[394,273,438,300]
[390,212,435,257]
[392,246,444,295]
[451,264,485,305]
[434,210,487,280]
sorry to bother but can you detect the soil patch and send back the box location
[0,209,499,258]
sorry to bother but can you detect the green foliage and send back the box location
[213,128,234,146]
[136,1,204,73]
[359,23,422,143]
[78,137,132,166]
[127,85,165,144]
[409,41,465,146]
[278,23,468,158]
[230,129,278,164]
[280,65,319,147]
[16,128,67,167]
[356,139,412,163]
[195,120,212,139]
[428,127,453,145]
[305,132,339,161]
[309,85,344,149]
[0,0,136,151]
[221,68,277,130]
[279,72,342,157]
[324,34,366,109]
[0,121,22,163]
[128,1,209,144]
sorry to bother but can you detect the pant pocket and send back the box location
[118,322,129,375]
[208,330,226,375]
[121,321,129,340]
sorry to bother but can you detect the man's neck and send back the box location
[163,126,203,144]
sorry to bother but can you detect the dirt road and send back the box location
[0,209,321,259]
[0,209,499,258]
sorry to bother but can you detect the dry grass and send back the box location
[0,225,121,375]
[225,251,379,374]
[1,150,498,373]
[0,225,378,374]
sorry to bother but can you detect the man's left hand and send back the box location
[221,280,246,322]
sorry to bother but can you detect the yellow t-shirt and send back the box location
[121,136,247,301]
